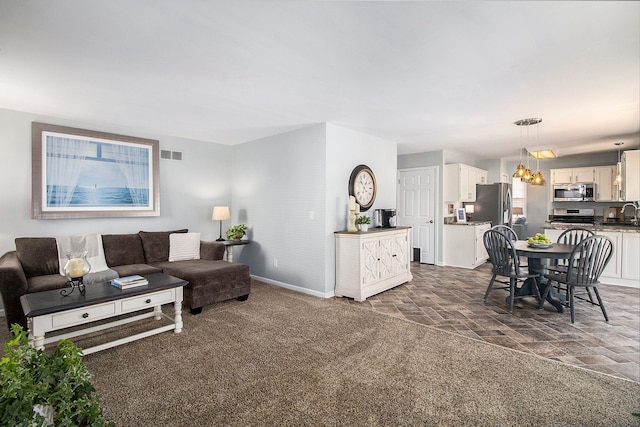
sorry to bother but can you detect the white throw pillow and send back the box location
[169,233,201,262]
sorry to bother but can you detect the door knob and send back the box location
[428,220,434,223]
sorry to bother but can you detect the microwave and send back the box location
[553,183,595,202]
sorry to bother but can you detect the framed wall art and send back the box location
[31,122,160,219]
[455,207,467,223]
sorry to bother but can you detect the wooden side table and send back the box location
[222,240,250,262]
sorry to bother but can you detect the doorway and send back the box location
[397,167,438,264]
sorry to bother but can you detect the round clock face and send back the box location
[349,165,376,211]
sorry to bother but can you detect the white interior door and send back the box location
[397,167,437,264]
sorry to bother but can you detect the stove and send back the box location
[549,208,595,224]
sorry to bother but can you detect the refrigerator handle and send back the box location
[506,187,513,228]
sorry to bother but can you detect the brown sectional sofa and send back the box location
[0,229,250,329]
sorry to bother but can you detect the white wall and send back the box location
[232,123,398,297]
[0,109,233,258]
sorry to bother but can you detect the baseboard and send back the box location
[250,274,334,299]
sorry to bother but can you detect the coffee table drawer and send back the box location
[52,302,117,328]
[121,289,174,312]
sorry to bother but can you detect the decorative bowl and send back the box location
[527,242,553,249]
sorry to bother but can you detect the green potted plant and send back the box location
[0,324,114,426]
[355,215,371,231]
[226,224,247,240]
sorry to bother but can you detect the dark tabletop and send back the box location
[513,240,575,260]
[20,273,187,317]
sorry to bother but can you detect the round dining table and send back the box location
[513,240,576,312]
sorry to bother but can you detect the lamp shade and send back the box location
[512,207,524,215]
[212,206,230,221]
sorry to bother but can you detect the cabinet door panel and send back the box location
[621,233,640,280]
[378,237,395,280]
[362,240,380,285]
[574,168,594,183]
[599,231,621,279]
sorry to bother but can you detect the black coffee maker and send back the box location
[374,209,396,228]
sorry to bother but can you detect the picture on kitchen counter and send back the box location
[455,207,467,223]
[31,122,160,219]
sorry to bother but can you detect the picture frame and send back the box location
[31,122,160,219]
[455,207,467,223]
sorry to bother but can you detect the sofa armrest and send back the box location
[200,241,225,261]
[0,251,29,329]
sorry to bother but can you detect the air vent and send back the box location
[161,150,183,160]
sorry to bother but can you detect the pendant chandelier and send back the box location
[512,125,527,179]
[530,121,546,186]
[513,118,543,185]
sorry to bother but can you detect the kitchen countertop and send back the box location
[542,222,640,233]
[444,220,492,226]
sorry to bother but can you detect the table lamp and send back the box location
[212,206,231,241]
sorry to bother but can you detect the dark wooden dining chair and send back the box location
[540,235,613,323]
[483,229,540,312]
[491,225,518,241]
[548,227,596,294]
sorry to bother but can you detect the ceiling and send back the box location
[0,1,638,160]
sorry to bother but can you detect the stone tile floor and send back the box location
[345,262,640,383]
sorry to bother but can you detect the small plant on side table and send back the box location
[226,224,247,240]
[0,324,114,426]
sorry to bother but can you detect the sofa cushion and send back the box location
[102,234,146,267]
[152,259,250,309]
[169,233,201,262]
[27,274,69,293]
[15,238,60,278]
[109,264,163,278]
[139,229,188,264]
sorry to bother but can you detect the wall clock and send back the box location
[348,164,377,211]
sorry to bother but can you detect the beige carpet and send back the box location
[8,281,640,426]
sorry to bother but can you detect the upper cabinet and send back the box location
[594,166,616,202]
[444,163,488,202]
[550,165,618,202]
[622,150,640,202]
[550,167,594,184]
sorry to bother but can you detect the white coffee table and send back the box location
[20,273,187,355]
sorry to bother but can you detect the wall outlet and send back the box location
[273,258,278,268]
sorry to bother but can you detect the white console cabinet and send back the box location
[335,227,413,301]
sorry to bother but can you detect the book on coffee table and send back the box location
[111,275,149,289]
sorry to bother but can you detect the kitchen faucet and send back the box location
[621,201,640,224]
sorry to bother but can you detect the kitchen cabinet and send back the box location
[621,233,640,281]
[622,150,640,201]
[475,168,488,184]
[443,222,491,269]
[544,227,639,287]
[444,163,488,202]
[550,167,594,184]
[598,231,622,279]
[594,165,617,201]
[335,227,413,301]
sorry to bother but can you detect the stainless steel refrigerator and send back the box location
[470,183,512,227]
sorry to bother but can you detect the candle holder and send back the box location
[61,252,91,297]
[348,209,358,232]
